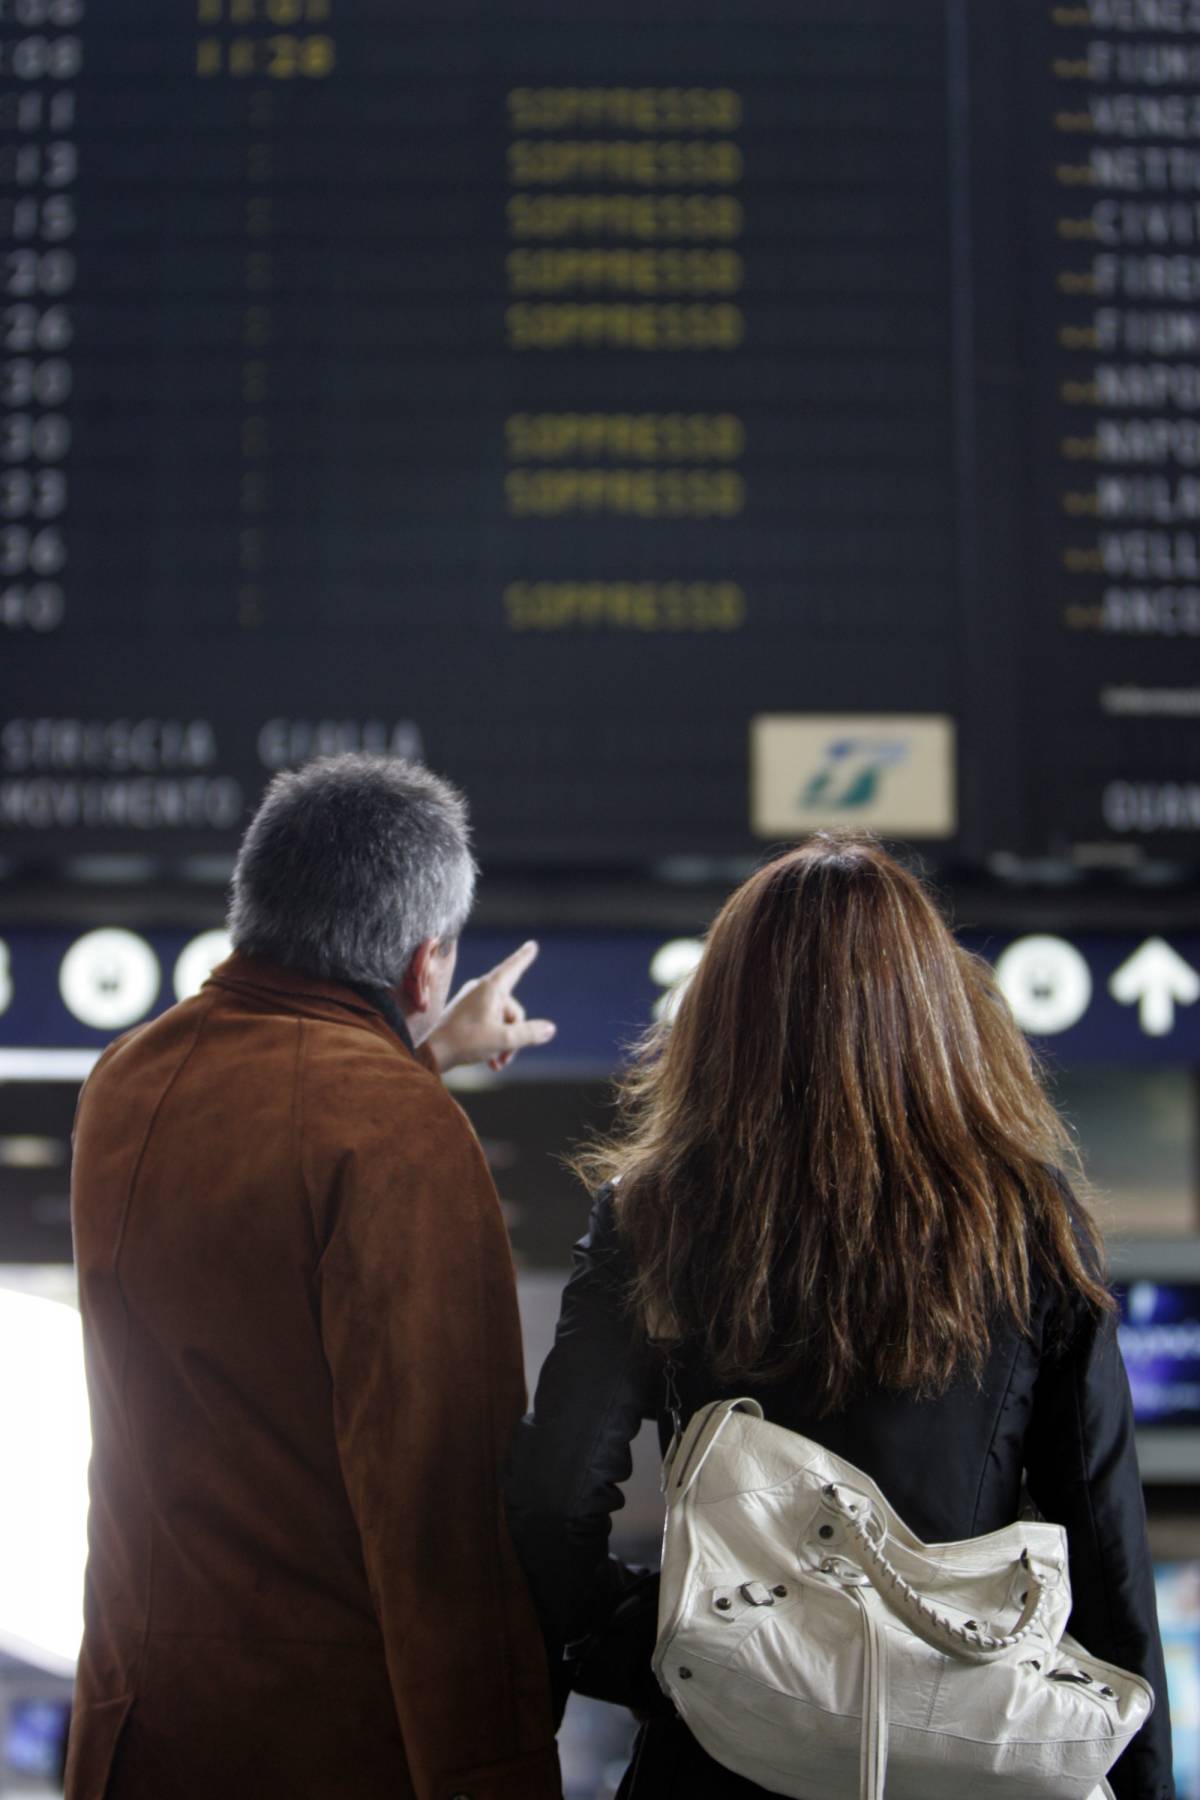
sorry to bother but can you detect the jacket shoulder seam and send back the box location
[969,1324,1028,1537]
[111,994,212,1668]
[112,999,211,1271]
[291,1017,320,1251]
[1071,1324,1121,1651]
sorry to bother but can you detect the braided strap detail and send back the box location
[824,1484,1050,1662]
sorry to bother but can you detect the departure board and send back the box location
[0,0,1196,872]
[1017,0,1200,858]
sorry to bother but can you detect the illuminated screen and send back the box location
[1156,1563,1200,1800]
[3,1698,69,1782]
[1,2,1198,870]
[1119,1282,1200,1429]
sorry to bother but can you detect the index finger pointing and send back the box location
[491,938,540,995]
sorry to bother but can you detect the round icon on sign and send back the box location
[173,930,232,1002]
[59,929,161,1032]
[993,934,1092,1036]
[650,938,704,989]
[650,937,704,1022]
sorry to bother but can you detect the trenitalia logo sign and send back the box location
[0,926,1197,1081]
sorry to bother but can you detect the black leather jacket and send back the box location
[506,1188,1174,1800]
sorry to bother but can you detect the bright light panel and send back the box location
[0,1285,90,1674]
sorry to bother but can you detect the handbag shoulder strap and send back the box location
[662,1396,764,1497]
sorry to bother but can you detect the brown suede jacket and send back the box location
[66,952,561,1800]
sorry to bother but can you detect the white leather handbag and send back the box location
[653,1399,1154,1800]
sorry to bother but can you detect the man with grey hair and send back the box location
[67,755,563,1800]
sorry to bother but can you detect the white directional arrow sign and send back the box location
[1108,937,1200,1038]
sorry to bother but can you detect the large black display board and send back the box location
[0,0,1196,869]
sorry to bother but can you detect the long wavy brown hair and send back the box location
[575,834,1112,1410]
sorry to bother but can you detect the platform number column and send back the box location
[196,0,335,630]
[0,0,81,637]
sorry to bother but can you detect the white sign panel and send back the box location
[751,714,957,838]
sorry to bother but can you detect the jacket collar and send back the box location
[344,979,415,1051]
[204,951,416,1054]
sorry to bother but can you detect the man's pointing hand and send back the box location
[427,939,557,1075]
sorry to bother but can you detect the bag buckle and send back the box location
[818,1554,872,1587]
[738,1580,776,1608]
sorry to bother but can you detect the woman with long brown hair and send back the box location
[506,834,1173,1798]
